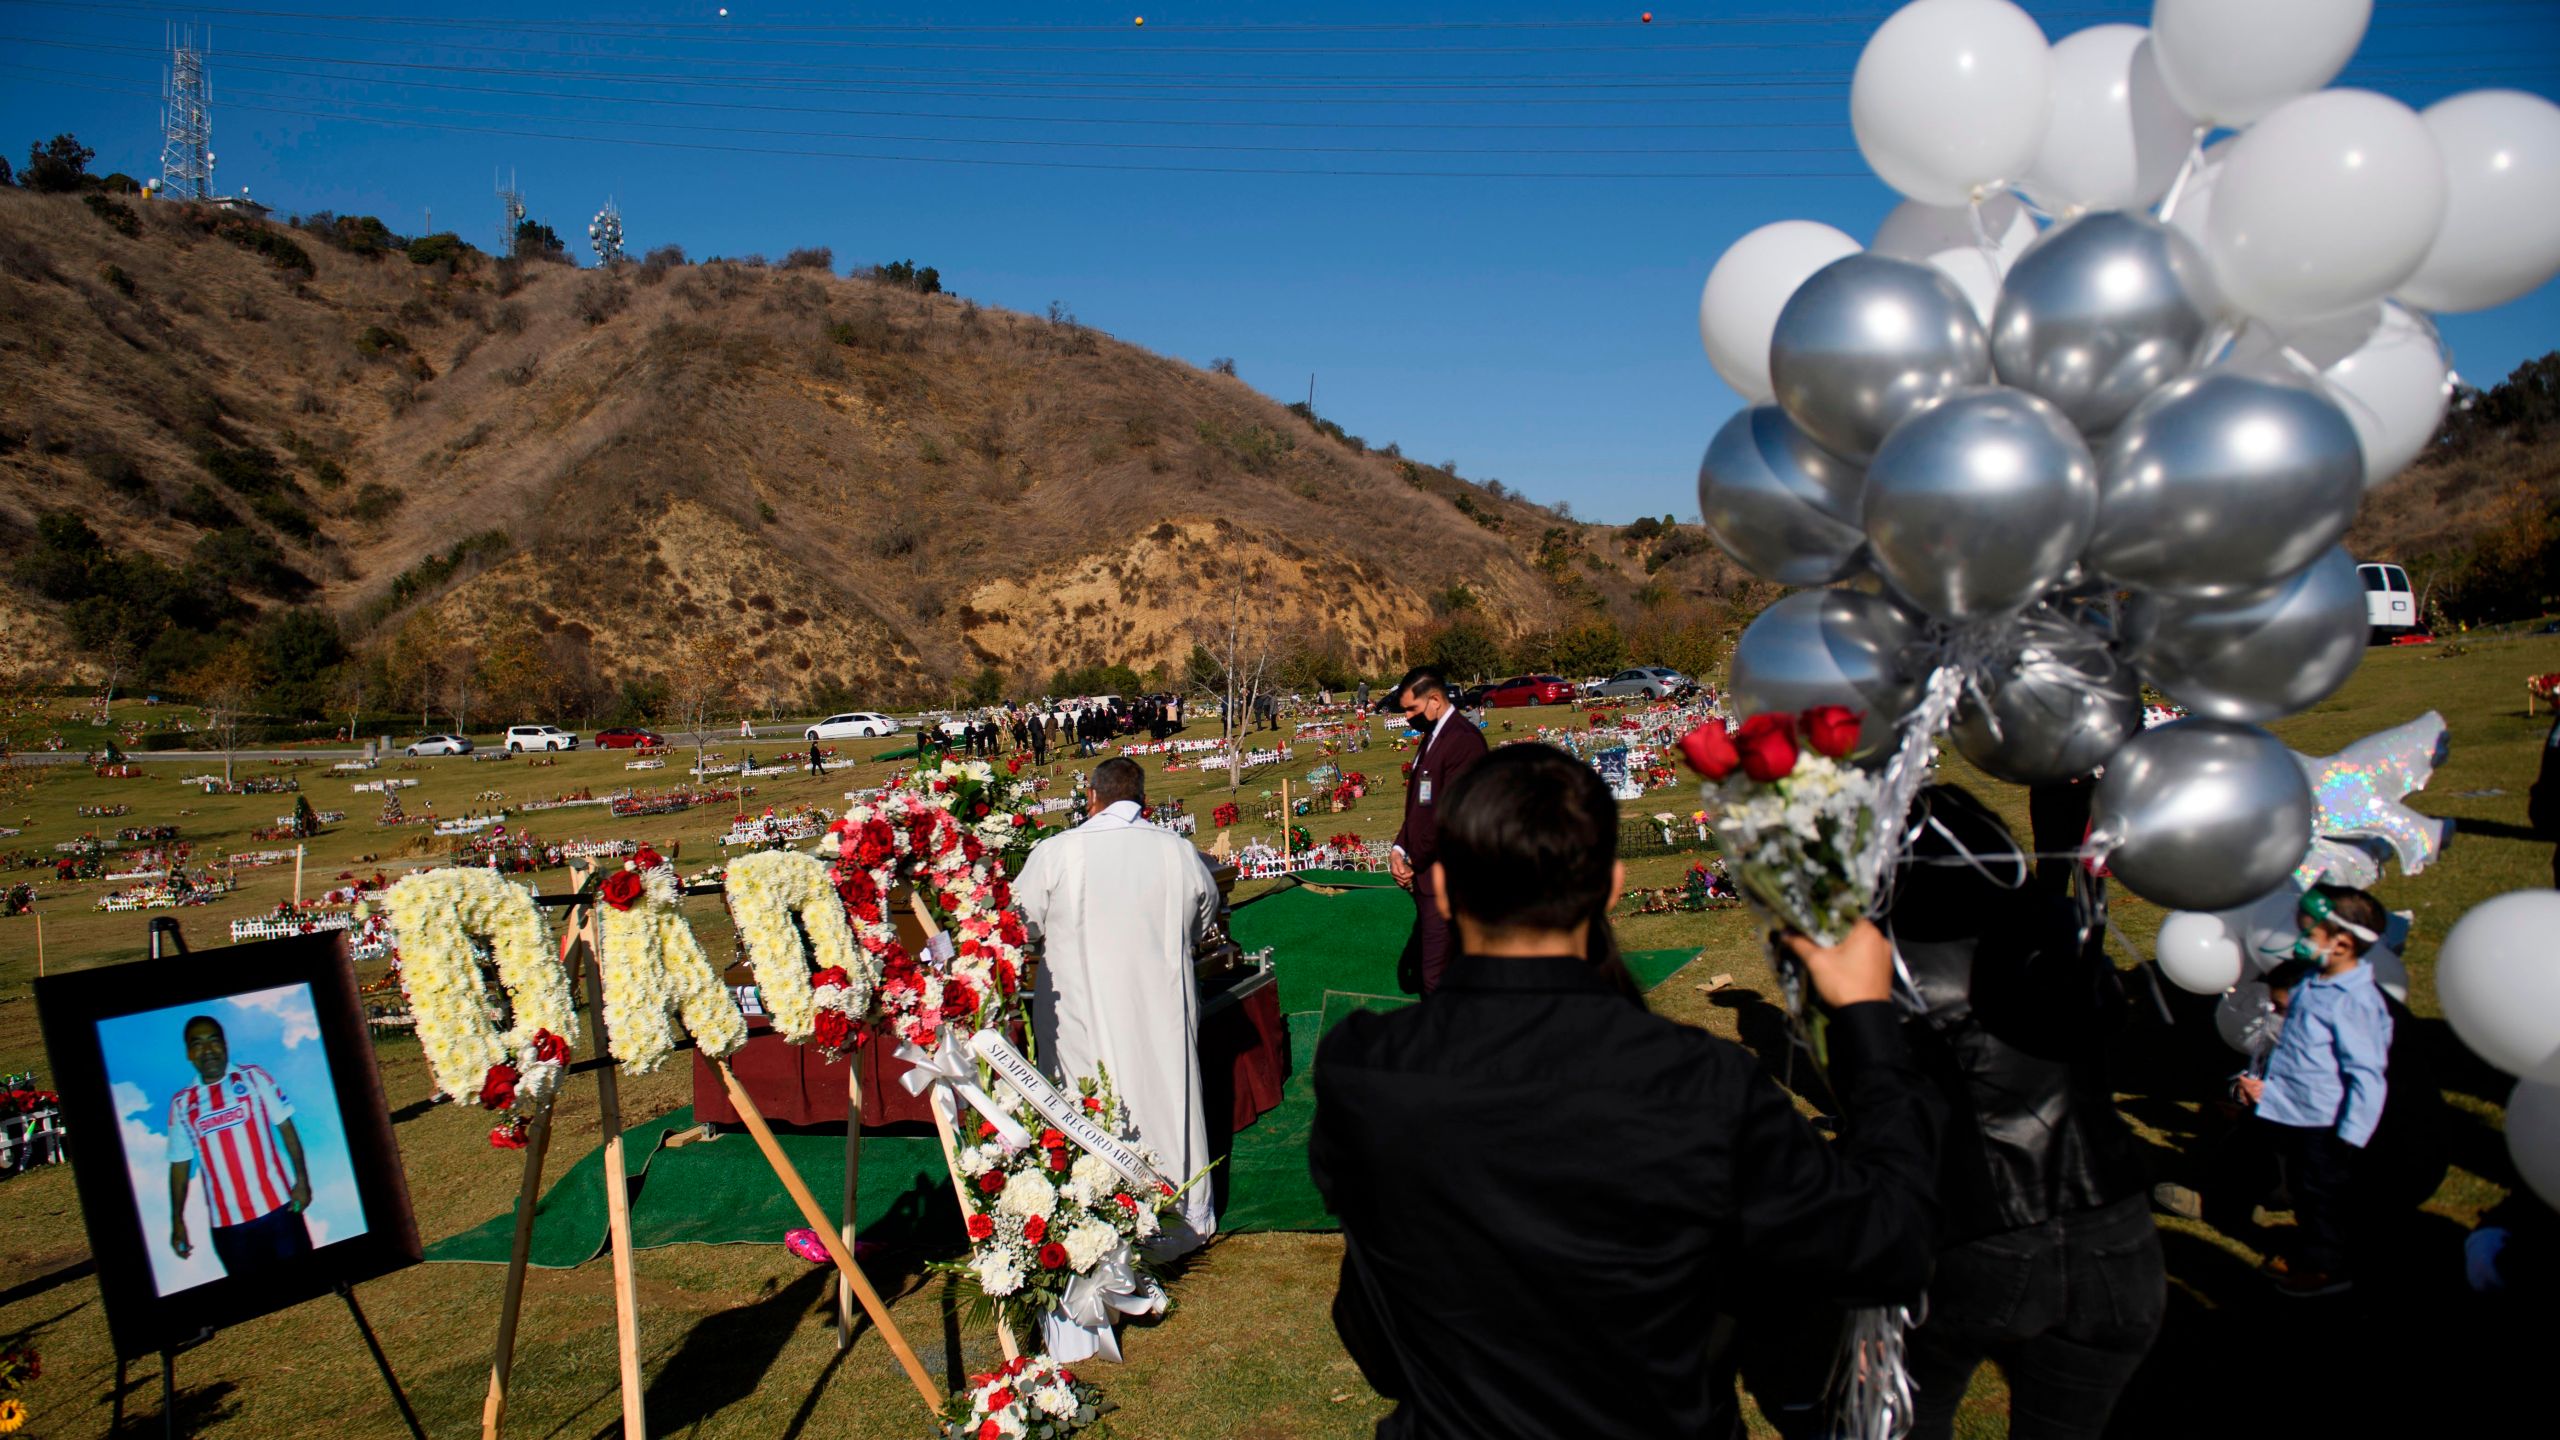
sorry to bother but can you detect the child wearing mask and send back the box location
[2246,883,2393,1297]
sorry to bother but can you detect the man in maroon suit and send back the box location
[1387,667,1490,995]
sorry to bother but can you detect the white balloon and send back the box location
[2214,882,2304,974]
[1870,192,2040,323]
[2507,1079,2560,1210]
[2226,301,2451,490]
[2150,0,2371,128]
[2206,90,2448,324]
[2396,90,2560,314]
[1700,220,1863,402]
[1851,0,2055,207]
[2021,25,2196,217]
[2438,890,2560,1082]
[2158,909,2247,994]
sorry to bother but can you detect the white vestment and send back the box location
[1016,800,1220,1258]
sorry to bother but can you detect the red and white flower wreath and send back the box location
[823,791,1031,1054]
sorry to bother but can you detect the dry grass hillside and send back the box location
[0,187,1763,707]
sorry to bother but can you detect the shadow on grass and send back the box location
[637,1264,834,1437]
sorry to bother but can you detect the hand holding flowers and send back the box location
[1677,705,1880,947]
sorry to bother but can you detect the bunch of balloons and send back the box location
[1697,0,2560,915]
[2436,890,2560,1208]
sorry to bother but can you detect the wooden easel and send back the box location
[907,891,1023,1364]
[479,867,945,1439]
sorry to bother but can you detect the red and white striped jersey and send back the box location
[168,1064,296,1228]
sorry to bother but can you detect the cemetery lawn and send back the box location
[1,627,2551,1437]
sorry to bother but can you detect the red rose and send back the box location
[1677,721,1742,781]
[1012,812,1031,828]
[1736,713,1799,783]
[977,1170,1005,1195]
[489,1121,528,1150]
[1040,1128,1065,1148]
[1023,1214,1046,1243]
[810,966,851,991]
[1038,1242,1068,1269]
[966,1213,995,1240]
[979,1119,998,1139]
[478,1063,520,1111]
[1082,1096,1102,1113]
[1007,756,1024,774]
[1114,1192,1138,1211]
[1802,705,1863,760]
[530,1029,570,1066]
[1047,1148,1069,1172]
[972,801,991,818]
[988,1388,1017,1411]
[598,869,645,911]
[812,1009,851,1052]
[633,844,664,871]
[978,1420,1002,1440]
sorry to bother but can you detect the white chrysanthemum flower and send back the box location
[1069,1154,1116,1194]
[1034,1385,1076,1418]
[1134,1206,1159,1239]
[997,1168,1055,1220]
[957,1146,993,1178]
[974,1250,1024,1297]
[1062,1218,1117,1272]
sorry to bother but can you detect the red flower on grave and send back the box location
[598,869,645,911]
[966,1213,995,1241]
[478,1063,519,1111]
[1037,1243,1068,1269]
[529,1029,570,1066]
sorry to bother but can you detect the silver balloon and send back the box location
[1863,386,2098,622]
[2090,719,2318,911]
[1726,588,1928,763]
[1991,211,2225,437]
[1952,610,2143,785]
[1769,253,1992,463]
[2125,546,2367,723]
[1697,405,1867,586]
[2087,371,2364,599]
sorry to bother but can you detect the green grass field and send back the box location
[2,631,2553,1437]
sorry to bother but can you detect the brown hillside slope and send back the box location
[3,189,1752,703]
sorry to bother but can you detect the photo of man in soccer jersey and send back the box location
[166,1015,314,1275]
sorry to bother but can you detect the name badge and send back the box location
[1418,778,1433,805]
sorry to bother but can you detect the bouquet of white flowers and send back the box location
[936,1353,1109,1440]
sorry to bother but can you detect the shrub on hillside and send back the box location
[21,133,93,192]
[192,526,312,598]
[201,445,291,496]
[636,243,685,284]
[353,324,409,357]
[170,482,237,528]
[81,445,148,497]
[81,193,139,237]
[406,231,471,268]
[572,272,627,325]
[347,483,398,523]
[873,258,941,294]
[0,154,12,186]
[192,210,315,276]
[782,246,833,271]
[250,491,317,540]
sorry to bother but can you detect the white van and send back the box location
[2358,562,2416,642]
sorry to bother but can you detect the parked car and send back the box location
[806,711,900,742]
[593,727,664,749]
[1586,666,1694,700]
[504,724,579,753]
[404,734,473,757]
[1480,675,1578,708]
[2358,561,2417,643]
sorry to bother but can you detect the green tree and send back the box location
[1410,619,1503,682]
[961,666,1006,706]
[252,608,345,718]
[1549,617,1627,678]
[513,218,565,259]
[21,133,94,193]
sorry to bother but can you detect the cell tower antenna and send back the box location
[495,167,526,255]
[159,23,214,201]
[588,196,625,267]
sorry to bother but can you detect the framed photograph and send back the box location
[36,930,420,1358]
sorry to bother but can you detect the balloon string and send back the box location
[2155,124,2208,224]
[1967,192,2004,291]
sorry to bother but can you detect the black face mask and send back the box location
[1405,712,1429,734]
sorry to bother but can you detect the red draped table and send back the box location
[690,968,1287,1135]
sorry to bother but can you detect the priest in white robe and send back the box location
[1015,756,1222,1259]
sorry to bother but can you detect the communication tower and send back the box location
[589,198,625,266]
[158,25,214,201]
[495,167,527,255]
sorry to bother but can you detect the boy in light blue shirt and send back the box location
[2243,884,2393,1297]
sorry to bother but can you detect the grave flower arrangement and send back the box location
[827,792,1028,1055]
[935,1354,1109,1440]
[940,1072,1185,1330]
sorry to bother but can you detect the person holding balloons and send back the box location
[2244,884,2394,1298]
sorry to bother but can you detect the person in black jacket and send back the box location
[1387,667,1492,995]
[1312,743,1943,1440]
[1889,786,2164,1440]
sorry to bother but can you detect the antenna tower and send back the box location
[588,198,625,266]
[495,167,527,256]
[159,24,214,201]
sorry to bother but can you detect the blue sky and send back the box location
[97,982,368,1296]
[2,1,2554,521]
